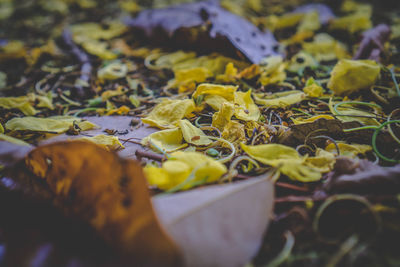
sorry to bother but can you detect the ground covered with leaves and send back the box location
[1,0,400,266]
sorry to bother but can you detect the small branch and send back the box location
[135,149,165,162]
[62,29,92,97]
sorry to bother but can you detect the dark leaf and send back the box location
[324,157,400,194]
[353,24,391,62]
[125,1,280,63]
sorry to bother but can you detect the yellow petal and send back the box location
[171,151,227,185]
[79,134,124,150]
[106,105,130,116]
[241,143,322,182]
[179,119,212,146]
[329,13,372,33]
[221,121,246,148]
[216,62,238,83]
[297,11,320,33]
[303,83,324,98]
[98,62,128,81]
[234,90,260,121]
[5,116,98,133]
[144,151,227,190]
[144,166,173,190]
[0,96,37,115]
[303,33,350,62]
[142,99,195,129]
[325,143,372,158]
[291,115,335,125]
[212,102,235,131]
[141,128,186,153]
[305,148,335,173]
[254,90,305,108]
[171,67,212,93]
[204,95,230,111]
[192,83,237,102]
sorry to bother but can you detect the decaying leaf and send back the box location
[279,118,361,147]
[324,157,400,194]
[1,141,181,266]
[353,24,391,61]
[153,174,274,267]
[126,1,280,63]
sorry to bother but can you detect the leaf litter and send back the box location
[1,0,400,266]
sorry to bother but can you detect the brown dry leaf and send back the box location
[279,118,361,147]
[1,141,181,266]
[153,174,274,267]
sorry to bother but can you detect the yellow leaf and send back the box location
[79,134,124,150]
[192,83,237,102]
[325,143,372,158]
[241,143,323,182]
[5,116,98,133]
[142,99,195,129]
[141,128,187,153]
[144,151,227,190]
[254,90,305,108]
[234,90,260,121]
[0,96,37,115]
[0,123,3,133]
[212,102,235,131]
[179,119,212,146]
[328,59,380,95]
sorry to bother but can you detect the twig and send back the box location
[135,149,165,162]
[62,29,92,97]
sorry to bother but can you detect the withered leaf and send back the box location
[126,1,280,63]
[278,118,361,147]
[1,141,181,266]
[153,175,274,267]
[353,24,391,62]
[324,157,400,194]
